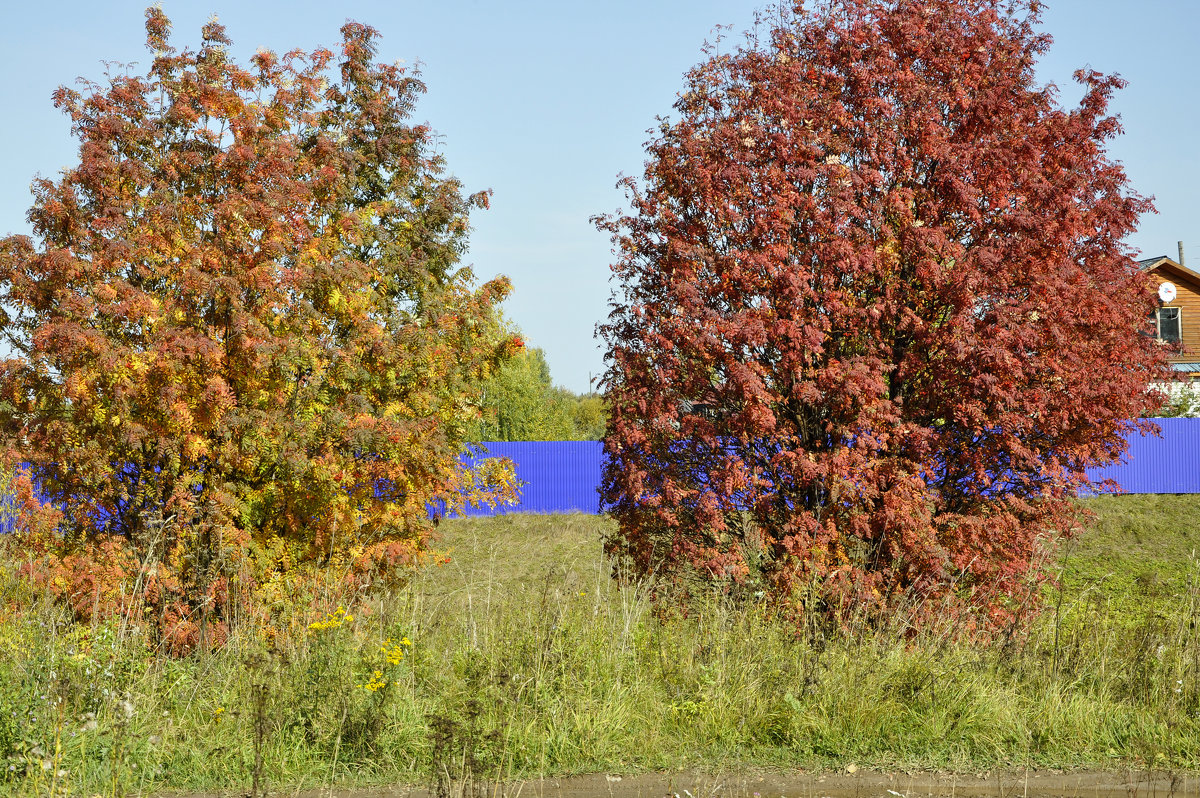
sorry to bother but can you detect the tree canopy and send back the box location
[597,0,1168,631]
[0,10,518,651]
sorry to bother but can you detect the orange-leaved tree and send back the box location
[0,10,519,652]
[597,0,1169,634]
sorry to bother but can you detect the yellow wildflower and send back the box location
[307,606,354,633]
[380,636,412,664]
[359,669,387,692]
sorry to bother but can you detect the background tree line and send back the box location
[468,343,606,442]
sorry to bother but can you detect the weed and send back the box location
[428,693,504,798]
[245,651,274,798]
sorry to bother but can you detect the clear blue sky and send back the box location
[2,1,1197,393]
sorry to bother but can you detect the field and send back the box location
[0,496,1198,796]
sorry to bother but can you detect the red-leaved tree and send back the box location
[597,0,1169,632]
[0,10,518,652]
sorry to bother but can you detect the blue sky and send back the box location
[1,1,1197,393]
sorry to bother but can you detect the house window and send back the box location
[1157,307,1182,344]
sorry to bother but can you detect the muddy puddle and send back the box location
[173,768,1200,798]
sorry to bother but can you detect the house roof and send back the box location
[1139,255,1200,287]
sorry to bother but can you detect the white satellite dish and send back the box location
[1159,281,1178,304]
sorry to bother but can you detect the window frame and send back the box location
[1157,306,1182,345]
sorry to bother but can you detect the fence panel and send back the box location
[462,440,604,516]
[1085,418,1200,494]
[462,420,1200,516]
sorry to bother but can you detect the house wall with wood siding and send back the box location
[1146,261,1200,367]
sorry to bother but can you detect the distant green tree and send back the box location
[470,346,607,441]
[570,392,607,440]
[1151,382,1200,418]
[470,347,571,441]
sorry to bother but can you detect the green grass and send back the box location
[1,498,1199,796]
[1062,495,1200,620]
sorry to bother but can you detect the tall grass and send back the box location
[0,502,1198,796]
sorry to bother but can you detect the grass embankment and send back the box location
[1,498,1198,796]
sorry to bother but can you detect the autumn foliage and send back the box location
[0,11,516,652]
[598,0,1169,631]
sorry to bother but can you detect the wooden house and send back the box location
[1140,249,1200,379]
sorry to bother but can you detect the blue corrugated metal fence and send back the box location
[2,421,1196,529]
[466,418,1200,515]
[1086,418,1200,494]
[461,441,604,515]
